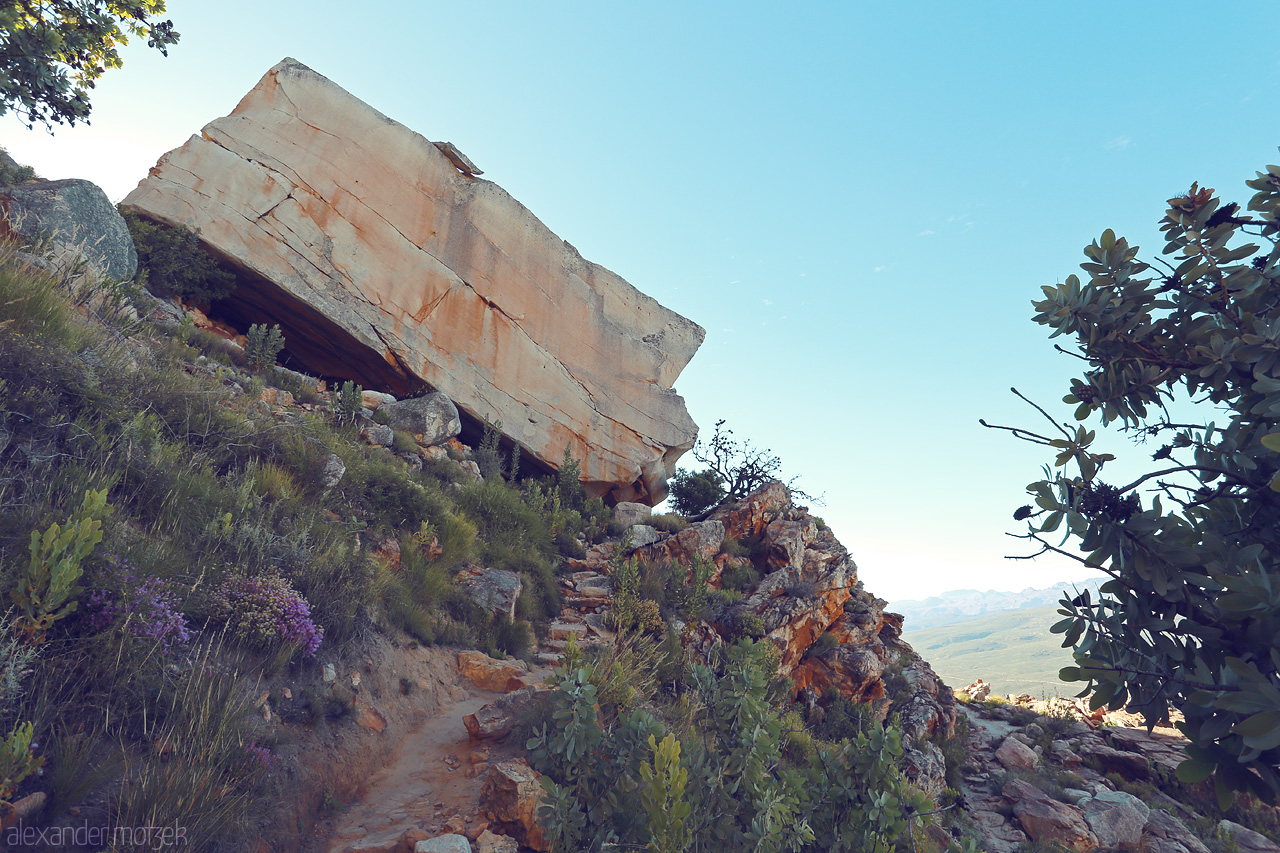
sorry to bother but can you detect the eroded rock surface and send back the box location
[1,178,137,281]
[123,58,703,504]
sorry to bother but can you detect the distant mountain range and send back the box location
[888,577,1105,632]
[893,578,1106,697]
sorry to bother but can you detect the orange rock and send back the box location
[480,760,548,851]
[712,481,792,540]
[354,703,387,733]
[457,650,528,692]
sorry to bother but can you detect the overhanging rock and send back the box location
[123,58,703,504]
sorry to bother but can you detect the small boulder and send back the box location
[317,454,346,490]
[475,830,518,853]
[995,736,1038,771]
[362,390,397,409]
[625,524,663,550]
[0,178,137,281]
[455,566,523,621]
[613,501,651,527]
[361,424,395,447]
[354,703,387,733]
[637,519,725,565]
[1094,744,1151,779]
[374,537,401,572]
[464,687,544,741]
[413,836,471,853]
[1081,790,1148,850]
[1141,809,1210,853]
[1218,821,1280,853]
[379,392,461,447]
[457,650,529,692]
[1003,779,1097,852]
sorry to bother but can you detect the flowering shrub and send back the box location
[242,740,276,770]
[86,555,191,654]
[212,574,323,656]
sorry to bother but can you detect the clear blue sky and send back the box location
[6,1,1280,601]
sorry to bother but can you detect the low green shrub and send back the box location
[391,430,419,456]
[188,327,246,367]
[648,513,688,534]
[808,690,878,743]
[727,608,766,640]
[803,632,839,659]
[121,208,237,304]
[0,149,38,185]
[0,720,43,803]
[245,323,285,371]
[12,488,108,644]
[720,562,762,594]
[332,380,363,424]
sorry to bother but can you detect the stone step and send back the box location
[548,620,588,641]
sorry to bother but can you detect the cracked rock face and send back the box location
[122,57,704,504]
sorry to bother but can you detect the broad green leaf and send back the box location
[1232,710,1280,737]
[1175,756,1215,784]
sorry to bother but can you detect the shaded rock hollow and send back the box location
[123,57,703,504]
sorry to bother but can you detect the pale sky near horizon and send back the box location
[5,2,1280,602]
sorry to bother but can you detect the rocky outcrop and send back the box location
[955,697,1280,853]
[1003,779,1098,851]
[122,58,703,504]
[1,178,137,281]
[550,481,957,793]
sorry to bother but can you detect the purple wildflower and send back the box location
[243,740,276,770]
[215,574,323,656]
[86,556,192,654]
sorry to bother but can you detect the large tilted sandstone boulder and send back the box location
[122,58,703,504]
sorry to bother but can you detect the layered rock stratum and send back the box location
[123,58,703,504]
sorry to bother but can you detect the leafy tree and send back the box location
[0,0,179,128]
[667,467,725,518]
[987,162,1280,805]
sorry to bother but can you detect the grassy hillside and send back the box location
[0,235,631,847]
[903,605,1075,698]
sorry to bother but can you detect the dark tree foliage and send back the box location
[0,1,179,128]
[986,162,1280,806]
[120,208,236,304]
[673,419,817,520]
[667,467,725,518]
